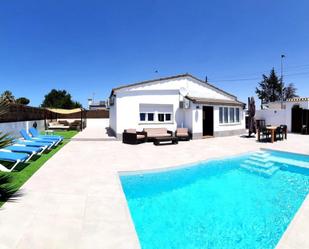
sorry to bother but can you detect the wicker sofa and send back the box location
[175,128,191,141]
[122,129,147,144]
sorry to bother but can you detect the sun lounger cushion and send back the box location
[15,140,49,148]
[4,146,42,154]
[0,151,29,162]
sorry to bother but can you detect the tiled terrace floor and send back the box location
[0,126,308,249]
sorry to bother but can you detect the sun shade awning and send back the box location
[186,96,245,106]
[46,108,83,114]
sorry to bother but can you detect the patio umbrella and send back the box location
[248,97,256,137]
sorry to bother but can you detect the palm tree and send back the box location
[0,90,15,103]
[0,174,16,202]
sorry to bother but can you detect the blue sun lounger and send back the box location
[0,150,29,172]
[2,145,43,161]
[13,140,49,152]
[29,127,63,145]
[20,129,55,149]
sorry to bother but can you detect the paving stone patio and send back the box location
[0,126,308,249]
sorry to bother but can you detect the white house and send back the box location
[256,97,309,132]
[109,74,246,139]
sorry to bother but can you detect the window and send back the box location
[165,113,171,121]
[230,108,235,123]
[219,107,241,124]
[157,113,172,122]
[224,107,228,123]
[158,113,164,122]
[148,113,154,121]
[139,104,173,123]
[140,113,146,121]
[219,107,223,124]
[236,108,240,122]
[140,113,155,122]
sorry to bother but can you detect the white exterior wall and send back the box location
[114,90,181,135]
[0,120,46,138]
[86,118,109,128]
[256,100,309,132]
[109,102,117,136]
[255,109,287,128]
[122,78,232,100]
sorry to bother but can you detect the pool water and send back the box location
[120,150,309,249]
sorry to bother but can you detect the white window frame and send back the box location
[139,111,173,124]
[139,112,155,122]
[157,112,173,123]
[219,106,241,125]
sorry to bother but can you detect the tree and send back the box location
[41,89,82,109]
[16,97,30,105]
[255,68,283,105]
[283,83,298,100]
[256,68,298,106]
[0,90,15,103]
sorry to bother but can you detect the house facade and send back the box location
[109,74,246,139]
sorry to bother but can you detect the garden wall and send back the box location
[57,109,109,119]
[0,120,46,138]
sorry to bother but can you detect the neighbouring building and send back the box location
[109,73,246,140]
[255,97,309,133]
[88,99,107,110]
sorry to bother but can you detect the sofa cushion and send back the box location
[143,128,168,135]
[124,129,136,134]
[147,133,171,138]
[177,133,188,137]
[177,128,188,134]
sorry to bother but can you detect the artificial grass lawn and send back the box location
[0,130,78,207]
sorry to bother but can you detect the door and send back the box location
[203,106,214,136]
[291,106,302,133]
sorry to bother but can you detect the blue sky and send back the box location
[1,0,309,107]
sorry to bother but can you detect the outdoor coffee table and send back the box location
[153,136,178,145]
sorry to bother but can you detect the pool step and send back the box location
[243,159,274,169]
[253,151,271,158]
[240,163,280,177]
[240,151,280,177]
[248,156,271,164]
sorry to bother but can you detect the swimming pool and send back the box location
[120,150,309,249]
